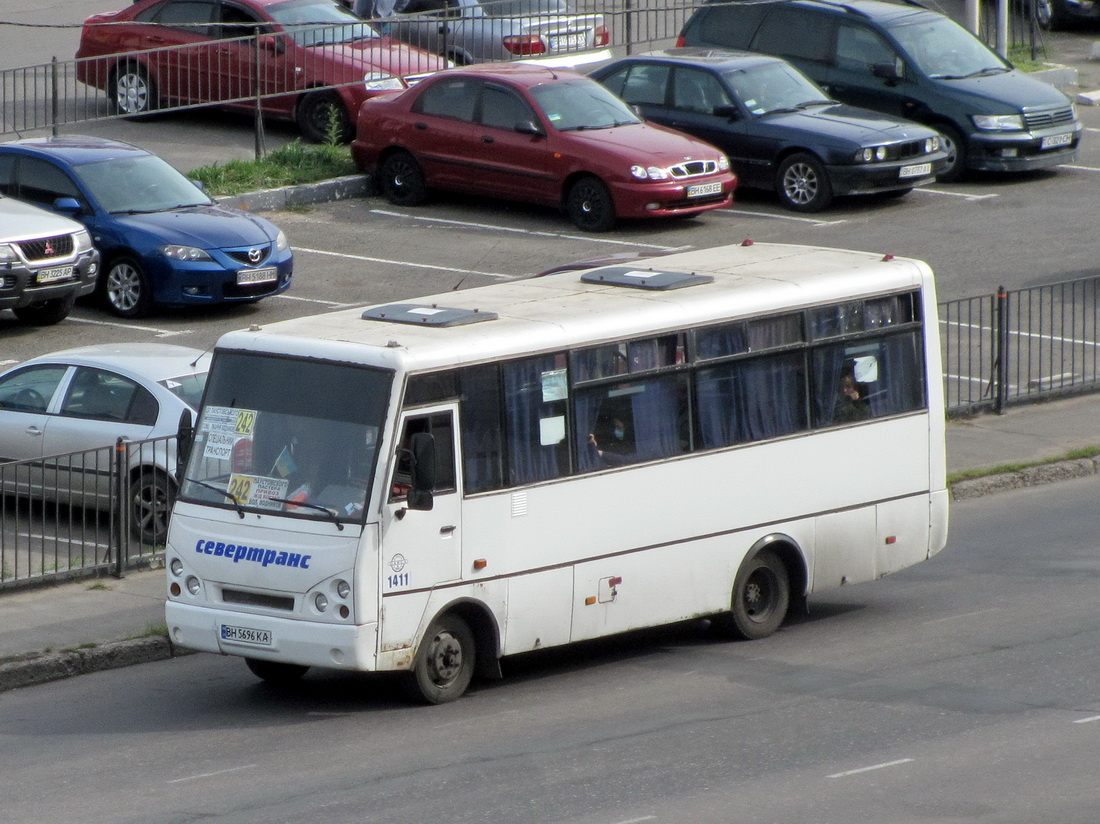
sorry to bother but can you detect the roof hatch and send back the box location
[361,303,498,327]
[580,266,714,290]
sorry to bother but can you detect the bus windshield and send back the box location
[180,352,393,524]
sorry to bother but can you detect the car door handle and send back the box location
[415,122,427,130]
[482,135,494,143]
[440,525,456,535]
[24,426,43,437]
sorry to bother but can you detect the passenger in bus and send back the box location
[834,372,871,422]
[587,417,634,466]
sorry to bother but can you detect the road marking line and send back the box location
[921,607,1002,625]
[709,208,848,226]
[828,758,913,779]
[295,246,516,280]
[18,533,109,547]
[65,316,193,338]
[613,817,656,824]
[1063,164,1100,172]
[273,293,360,307]
[168,765,257,784]
[368,208,682,250]
[916,188,999,201]
[940,318,1100,348]
[1073,715,1100,724]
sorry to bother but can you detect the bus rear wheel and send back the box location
[407,614,475,704]
[716,550,790,640]
[246,658,309,684]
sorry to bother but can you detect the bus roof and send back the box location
[218,242,934,371]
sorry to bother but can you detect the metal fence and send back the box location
[0,434,176,591]
[941,275,1100,416]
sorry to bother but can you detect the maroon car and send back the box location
[351,64,736,231]
[75,0,449,142]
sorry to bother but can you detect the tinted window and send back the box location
[414,76,479,121]
[751,8,835,63]
[152,0,219,34]
[15,158,80,208]
[672,67,731,113]
[219,3,267,38]
[835,21,897,74]
[0,366,67,413]
[617,63,670,106]
[60,368,159,425]
[0,154,14,194]
[390,411,456,500]
[689,4,766,49]
[479,85,536,130]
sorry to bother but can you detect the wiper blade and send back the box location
[267,496,345,530]
[758,107,800,116]
[796,99,838,108]
[184,477,245,519]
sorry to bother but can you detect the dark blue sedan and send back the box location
[592,48,949,212]
[0,136,293,317]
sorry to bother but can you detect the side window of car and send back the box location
[618,64,670,107]
[152,0,219,36]
[691,4,766,50]
[0,366,68,414]
[218,3,266,39]
[671,68,731,114]
[0,153,14,195]
[60,368,159,426]
[14,158,80,209]
[751,8,835,64]
[413,77,479,122]
[479,85,537,130]
[835,22,898,74]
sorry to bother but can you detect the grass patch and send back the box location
[1009,45,1050,72]
[188,140,357,197]
[947,445,1100,485]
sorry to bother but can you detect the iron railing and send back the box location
[0,434,177,590]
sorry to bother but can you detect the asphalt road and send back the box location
[1,475,1099,824]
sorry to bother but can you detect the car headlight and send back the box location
[972,114,1024,131]
[924,136,940,153]
[275,229,289,252]
[630,165,669,181]
[73,229,95,253]
[718,155,730,171]
[0,243,16,263]
[364,72,404,92]
[857,145,890,163]
[162,244,213,262]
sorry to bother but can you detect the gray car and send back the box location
[355,0,611,67]
[0,194,99,326]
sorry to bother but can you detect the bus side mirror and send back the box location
[407,431,435,511]
[176,408,194,484]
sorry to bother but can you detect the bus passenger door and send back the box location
[381,407,463,597]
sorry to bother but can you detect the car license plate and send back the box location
[898,162,932,179]
[1041,133,1072,149]
[237,266,277,285]
[549,32,586,50]
[686,181,723,198]
[221,624,272,646]
[36,265,74,284]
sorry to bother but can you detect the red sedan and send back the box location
[75,0,449,142]
[351,64,736,231]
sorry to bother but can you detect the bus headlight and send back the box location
[186,576,201,595]
[336,579,351,599]
[314,593,329,612]
[170,557,184,577]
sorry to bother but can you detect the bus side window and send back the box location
[390,412,456,502]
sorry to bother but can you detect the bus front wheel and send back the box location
[717,550,790,640]
[407,614,475,704]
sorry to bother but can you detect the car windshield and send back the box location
[72,155,212,214]
[181,352,393,525]
[160,371,208,411]
[723,61,829,116]
[891,16,1009,78]
[530,77,640,131]
[268,0,380,46]
[478,0,568,18]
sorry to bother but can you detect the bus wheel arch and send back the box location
[406,600,501,704]
[716,535,805,640]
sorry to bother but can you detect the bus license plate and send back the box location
[237,266,277,285]
[221,624,272,646]
[1041,133,1072,149]
[687,181,723,198]
[898,162,932,179]
[549,33,586,50]
[36,265,74,284]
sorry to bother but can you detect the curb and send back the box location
[215,174,371,212]
[0,635,196,693]
[949,456,1100,501]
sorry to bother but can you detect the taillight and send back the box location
[594,25,610,47]
[675,33,686,47]
[503,34,546,55]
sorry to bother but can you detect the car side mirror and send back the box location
[871,61,901,85]
[53,196,82,214]
[713,104,739,121]
[190,179,206,191]
[176,408,194,484]
[515,119,545,137]
[257,34,285,55]
[406,431,435,511]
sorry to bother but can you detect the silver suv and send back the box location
[0,194,99,325]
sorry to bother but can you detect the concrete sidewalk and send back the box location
[3,391,1100,692]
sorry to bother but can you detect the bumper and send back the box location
[826,154,947,196]
[607,174,737,220]
[0,249,99,310]
[966,126,1082,173]
[166,600,378,671]
[148,252,294,307]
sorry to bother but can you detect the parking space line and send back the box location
[296,246,518,280]
[66,316,193,338]
[710,208,848,226]
[1073,715,1100,724]
[827,758,914,779]
[273,293,360,308]
[916,188,998,201]
[1063,164,1100,173]
[368,208,683,250]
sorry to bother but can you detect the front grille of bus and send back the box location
[222,588,295,611]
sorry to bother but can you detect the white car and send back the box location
[0,343,210,542]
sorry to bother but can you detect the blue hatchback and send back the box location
[0,136,293,318]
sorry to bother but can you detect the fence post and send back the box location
[254,29,266,160]
[112,437,129,578]
[50,56,59,137]
[995,285,1010,414]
